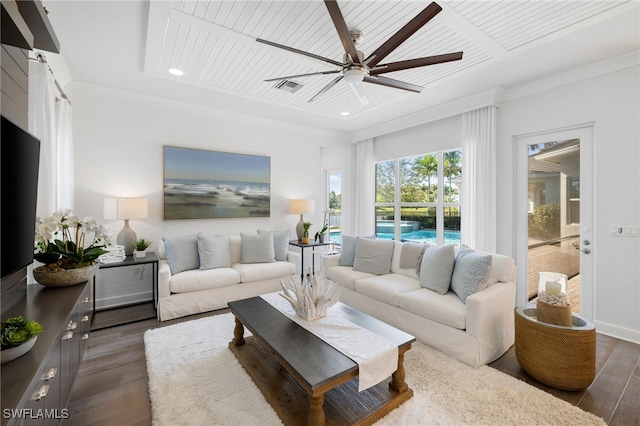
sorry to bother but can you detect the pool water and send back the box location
[330,230,461,246]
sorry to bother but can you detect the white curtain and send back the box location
[354,138,375,235]
[28,60,74,216]
[461,106,497,252]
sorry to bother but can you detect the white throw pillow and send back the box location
[451,245,493,303]
[400,242,430,270]
[419,245,456,294]
[339,235,374,266]
[162,234,200,274]
[353,238,395,275]
[240,232,276,264]
[197,233,231,270]
[257,229,289,261]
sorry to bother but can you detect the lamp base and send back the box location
[296,215,304,241]
[117,219,137,256]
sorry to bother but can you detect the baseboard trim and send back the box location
[594,320,640,344]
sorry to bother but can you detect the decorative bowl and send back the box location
[1,336,37,364]
[33,263,99,287]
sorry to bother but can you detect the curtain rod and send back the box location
[29,53,70,103]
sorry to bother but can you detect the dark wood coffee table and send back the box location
[228,297,415,426]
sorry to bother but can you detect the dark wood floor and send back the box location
[64,306,639,425]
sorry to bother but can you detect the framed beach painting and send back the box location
[164,146,271,220]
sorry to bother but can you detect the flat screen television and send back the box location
[1,115,41,279]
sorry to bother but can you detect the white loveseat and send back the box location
[322,238,516,367]
[158,232,299,321]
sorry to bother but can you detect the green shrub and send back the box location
[530,204,560,239]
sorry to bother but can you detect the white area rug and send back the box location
[144,314,605,426]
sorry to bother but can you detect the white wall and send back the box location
[69,82,348,247]
[497,65,640,343]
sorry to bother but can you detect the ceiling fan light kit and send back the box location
[258,1,464,108]
[343,67,365,85]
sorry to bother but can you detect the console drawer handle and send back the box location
[67,321,77,330]
[43,367,57,381]
[34,385,49,401]
[62,331,73,341]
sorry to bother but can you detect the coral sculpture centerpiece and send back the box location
[280,274,340,321]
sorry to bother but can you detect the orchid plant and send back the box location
[315,208,336,241]
[34,209,111,269]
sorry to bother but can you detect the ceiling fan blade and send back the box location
[264,70,340,82]
[348,81,369,106]
[364,2,442,68]
[363,75,423,93]
[324,0,361,64]
[256,38,343,67]
[308,76,344,103]
[370,52,463,75]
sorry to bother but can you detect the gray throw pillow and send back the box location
[451,245,493,303]
[339,235,374,266]
[419,245,456,294]
[163,234,200,274]
[240,232,276,263]
[400,242,429,269]
[257,229,289,261]
[353,238,395,275]
[197,233,231,270]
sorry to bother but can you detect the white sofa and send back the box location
[158,234,299,321]
[321,240,516,367]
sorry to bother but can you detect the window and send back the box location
[327,171,342,243]
[375,150,462,245]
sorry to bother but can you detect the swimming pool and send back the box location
[330,229,461,246]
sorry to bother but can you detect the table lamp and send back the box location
[104,197,149,255]
[288,199,314,241]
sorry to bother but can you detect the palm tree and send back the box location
[443,151,461,202]
[412,155,438,202]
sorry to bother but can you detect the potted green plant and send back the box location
[134,238,152,258]
[1,316,43,364]
[33,209,110,287]
[314,222,329,243]
[302,222,312,244]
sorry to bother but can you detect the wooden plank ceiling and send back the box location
[144,0,628,117]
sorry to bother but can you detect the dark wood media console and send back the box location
[1,282,93,425]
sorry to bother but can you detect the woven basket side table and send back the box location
[514,305,596,391]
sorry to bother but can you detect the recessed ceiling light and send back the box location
[168,68,184,76]
[340,111,350,116]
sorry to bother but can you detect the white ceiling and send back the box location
[45,1,640,135]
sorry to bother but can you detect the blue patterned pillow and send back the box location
[451,245,493,303]
[163,235,200,274]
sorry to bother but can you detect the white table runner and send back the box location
[260,292,398,392]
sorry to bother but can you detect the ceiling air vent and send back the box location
[274,79,303,93]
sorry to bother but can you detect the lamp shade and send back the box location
[104,198,149,220]
[288,199,314,215]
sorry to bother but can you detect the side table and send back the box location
[514,304,596,391]
[288,240,335,280]
[92,252,158,330]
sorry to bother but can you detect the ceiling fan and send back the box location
[257,0,463,106]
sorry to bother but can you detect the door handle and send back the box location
[572,240,591,254]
